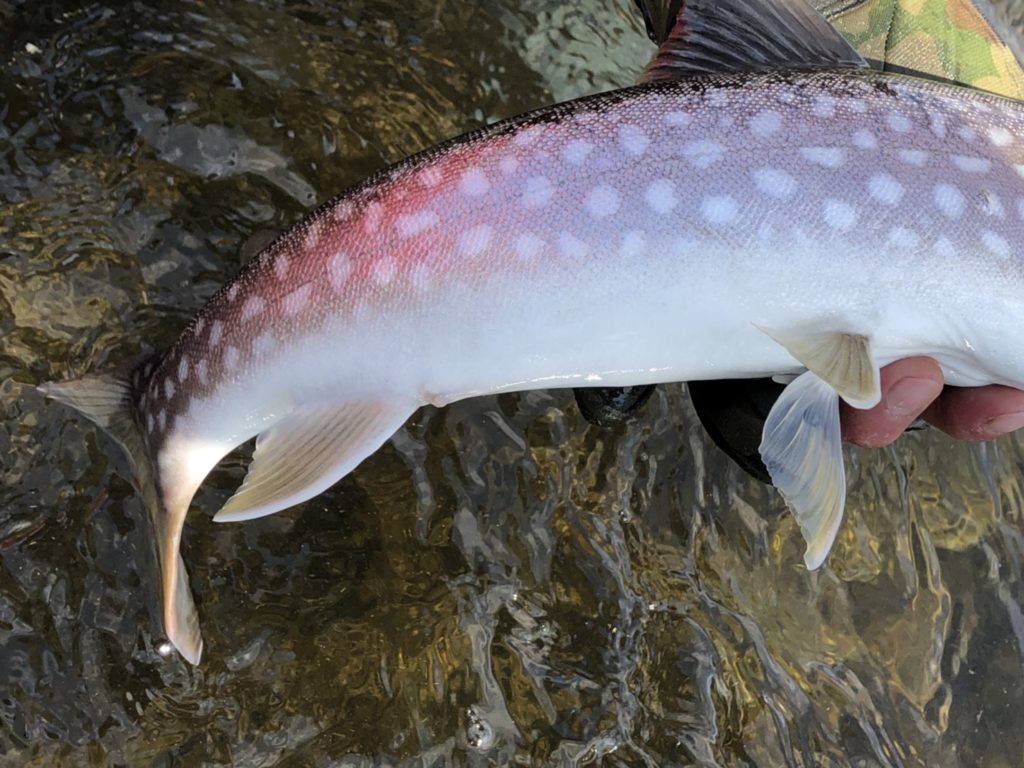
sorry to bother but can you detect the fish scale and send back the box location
[38,0,1024,664]
[165,74,1022,410]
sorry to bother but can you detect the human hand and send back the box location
[841,357,1024,447]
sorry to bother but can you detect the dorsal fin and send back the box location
[638,0,868,83]
[635,0,685,45]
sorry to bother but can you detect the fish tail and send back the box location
[38,361,204,664]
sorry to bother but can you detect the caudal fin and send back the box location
[39,367,204,664]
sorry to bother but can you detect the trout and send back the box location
[40,0,1024,662]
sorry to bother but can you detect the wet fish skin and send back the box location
[41,68,1024,662]
[172,72,1024,405]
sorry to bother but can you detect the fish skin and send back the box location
[166,71,1024,420]
[45,68,1024,661]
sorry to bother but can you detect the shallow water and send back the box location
[3,1,1024,765]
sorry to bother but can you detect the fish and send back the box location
[38,0,1024,664]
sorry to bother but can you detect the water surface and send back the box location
[3,1,1024,765]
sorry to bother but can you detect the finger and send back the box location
[923,385,1024,441]
[841,357,944,448]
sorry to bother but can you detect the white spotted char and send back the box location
[174,70,1024,428]
[40,68,1024,664]
[178,72,1024,427]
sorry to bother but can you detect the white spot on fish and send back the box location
[209,321,223,347]
[619,230,646,259]
[164,378,175,400]
[887,113,912,133]
[645,179,677,214]
[898,149,929,167]
[373,258,397,285]
[224,347,240,370]
[988,126,1013,147]
[952,155,992,174]
[226,284,240,302]
[459,167,490,197]
[240,295,265,322]
[419,166,443,188]
[274,255,289,280]
[253,331,275,357]
[1015,164,1024,179]
[194,317,205,335]
[618,124,649,157]
[514,126,543,147]
[778,88,799,105]
[514,233,544,261]
[196,359,209,386]
[701,195,739,226]
[982,231,1010,259]
[304,221,322,251]
[800,147,845,168]
[867,173,904,205]
[332,201,354,223]
[562,140,593,166]
[1017,197,1024,221]
[522,176,554,209]
[752,168,797,200]
[663,111,692,128]
[178,357,189,383]
[363,202,383,234]
[328,252,352,290]
[887,227,920,249]
[813,94,835,118]
[682,140,723,169]
[283,283,312,315]
[498,156,519,176]
[848,98,867,113]
[852,129,878,150]
[708,89,729,108]
[410,263,431,292]
[957,125,978,143]
[396,210,438,238]
[929,111,947,139]
[558,232,589,259]
[934,183,966,219]
[749,110,782,138]
[671,236,699,256]
[823,199,857,231]
[457,224,494,257]
[586,185,620,218]
[934,237,956,259]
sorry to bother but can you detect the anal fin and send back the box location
[214,400,415,522]
[759,370,846,569]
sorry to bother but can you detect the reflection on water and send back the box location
[3,0,1024,765]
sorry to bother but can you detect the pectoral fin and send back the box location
[759,327,880,409]
[759,371,846,569]
[213,400,414,522]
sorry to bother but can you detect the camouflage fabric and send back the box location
[819,0,1024,97]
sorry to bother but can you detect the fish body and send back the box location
[168,72,1023,421]
[175,72,1024,408]
[40,0,1024,663]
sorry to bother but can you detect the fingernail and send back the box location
[983,412,1024,436]
[887,377,943,418]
